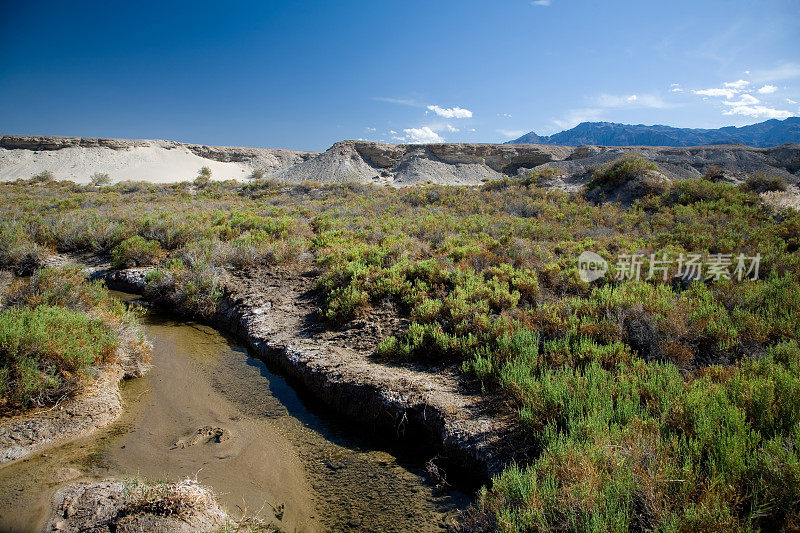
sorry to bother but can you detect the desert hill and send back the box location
[1,134,799,187]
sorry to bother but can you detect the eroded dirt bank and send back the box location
[0,366,128,465]
[101,262,531,489]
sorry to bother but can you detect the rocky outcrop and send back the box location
[274,140,582,185]
[282,140,800,187]
[0,135,152,151]
[525,143,800,186]
[271,140,386,184]
[185,143,315,171]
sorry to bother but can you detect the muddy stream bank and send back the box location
[0,292,468,532]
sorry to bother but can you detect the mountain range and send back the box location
[508,117,800,147]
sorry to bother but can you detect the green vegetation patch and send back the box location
[587,153,659,189]
[0,266,149,414]
[111,235,166,268]
[0,168,798,530]
[480,341,800,532]
[0,305,117,409]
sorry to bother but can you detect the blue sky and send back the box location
[1,0,799,150]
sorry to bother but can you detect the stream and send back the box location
[0,292,468,532]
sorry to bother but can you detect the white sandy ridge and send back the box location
[0,143,252,183]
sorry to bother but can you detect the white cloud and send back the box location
[722,105,793,120]
[365,127,376,132]
[497,129,526,138]
[723,93,760,106]
[402,126,444,144]
[693,87,738,99]
[693,80,758,99]
[691,76,795,119]
[787,98,798,105]
[531,0,551,5]
[594,93,669,108]
[670,83,683,92]
[426,105,473,118]
[373,96,423,107]
[445,124,459,132]
[724,79,750,89]
[499,113,513,118]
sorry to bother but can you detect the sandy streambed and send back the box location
[0,295,466,532]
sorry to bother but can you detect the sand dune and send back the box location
[0,143,251,182]
[0,136,315,184]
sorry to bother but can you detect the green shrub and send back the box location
[480,354,800,531]
[1,267,150,414]
[323,284,369,324]
[0,305,118,410]
[524,167,564,186]
[111,236,165,268]
[144,258,224,318]
[588,154,658,188]
[30,170,55,183]
[0,220,48,273]
[194,166,212,187]
[13,266,116,311]
[703,164,726,181]
[744,172,788,193]
[90,172,112,186]
[248,169,266,180]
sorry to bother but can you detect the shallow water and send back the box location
[0,295,468,532]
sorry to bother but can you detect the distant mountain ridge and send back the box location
[508,117,800,147]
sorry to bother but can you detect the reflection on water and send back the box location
[0,295,468,532]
